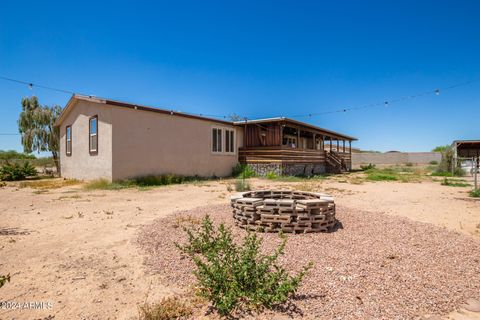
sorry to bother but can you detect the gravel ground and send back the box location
[137,204,480,319]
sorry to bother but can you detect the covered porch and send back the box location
[235,118,357,175]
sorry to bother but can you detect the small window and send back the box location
[89,116,98,155]
[66,126,72,156]
[225,130,235,153]
[212,128,223,153]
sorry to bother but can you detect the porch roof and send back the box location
[233,117,357,141]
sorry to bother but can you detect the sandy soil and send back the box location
[0,175,479,319]
[138,204,480,319]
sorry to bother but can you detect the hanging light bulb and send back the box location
[435,89,440,96]
[384,101,389,107]
[28,83,33,90]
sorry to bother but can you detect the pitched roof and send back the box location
[55,95,357,141]
[54,94,234,127]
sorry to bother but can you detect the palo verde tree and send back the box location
[18,96,62,173]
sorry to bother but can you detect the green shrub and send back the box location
[0,150,35,160]
[441,178,470,187]
[265,171,278,179]
[0,161,37,181]
[139,297,192,320]
[0,274,10,289]
[432,145,450,152]
[84,175,205,190]
[469,189,480,198]
[429,160,438,165]
[360,163,376,170]
[366,172,398,181]
[232,164,256,178]
[177,216,311,316]
[405,162,414,167]
[235,179,251,191]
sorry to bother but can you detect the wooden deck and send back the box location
[239,146,351,166]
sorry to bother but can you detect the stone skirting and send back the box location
[248,163,326,176]
[231,190,336,234]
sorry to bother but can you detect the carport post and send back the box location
[475,157,478,190]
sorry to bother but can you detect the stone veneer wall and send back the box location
[248,163,326,176]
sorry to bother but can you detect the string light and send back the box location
[1,75,479,121]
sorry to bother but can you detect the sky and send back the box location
[1,0,479,153]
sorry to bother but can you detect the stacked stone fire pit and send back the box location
[231,190,336,233]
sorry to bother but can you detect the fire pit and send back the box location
[231,190,336,233]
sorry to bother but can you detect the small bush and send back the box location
[177,216,311,316]
[366,172,398,181]
[360,163,376,171]
[84,175,205,190]
[0,161,37,181]
[139,297,192,320]
[432,145,450,152]
[235,179,251,191]
[429,160,439,165]
[469,189,480,198]
[265,171,278,179]
[0,150,35,160]
[441,178,470,187]
[0,274,10,289]
[405,162,414,167]
[232,164,256,178]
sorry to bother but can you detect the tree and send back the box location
[432,145,450,152]
[18,97,62,173]
[228,113,245,122]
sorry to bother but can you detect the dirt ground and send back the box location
[0,174,479,319]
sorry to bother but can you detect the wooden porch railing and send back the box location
[239,146,351,167]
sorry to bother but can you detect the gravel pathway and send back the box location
[137,204,480,319]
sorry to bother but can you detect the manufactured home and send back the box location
[55,95,356,181]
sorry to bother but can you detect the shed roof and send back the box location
[233,117,357,141]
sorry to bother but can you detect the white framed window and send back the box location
[66,125,72,156]
[212,127,236,154]
[225,129,235,153]
[212,128,222,153]
[89,116,98,155]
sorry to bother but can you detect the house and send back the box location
[54,94,356,181]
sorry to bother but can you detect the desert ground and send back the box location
[1,170,479,319]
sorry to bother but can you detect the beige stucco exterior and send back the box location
[59,100,113,180]
[58,98,243,181]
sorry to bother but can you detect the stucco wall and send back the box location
[111,106,243,180]
[352,152,441,167]
[59,101,113,180]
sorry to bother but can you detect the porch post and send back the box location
[336,139,339,152]
[297,129,301,149]
[349,140,352,155]
[343,140,345,153]
[313,133,316,150]
[280,125,284,147]
[329,137,332,152]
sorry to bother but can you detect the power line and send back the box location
[248,78,480,120]
[0,76,76,95]
[0,75,229,120]
[1,74,479,121]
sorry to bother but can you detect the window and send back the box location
[225,130,235,153]
[89,116,98,155]
[66,126,72,156]
[212,128,222,152]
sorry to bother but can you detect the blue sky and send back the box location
[1,0,479,153]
